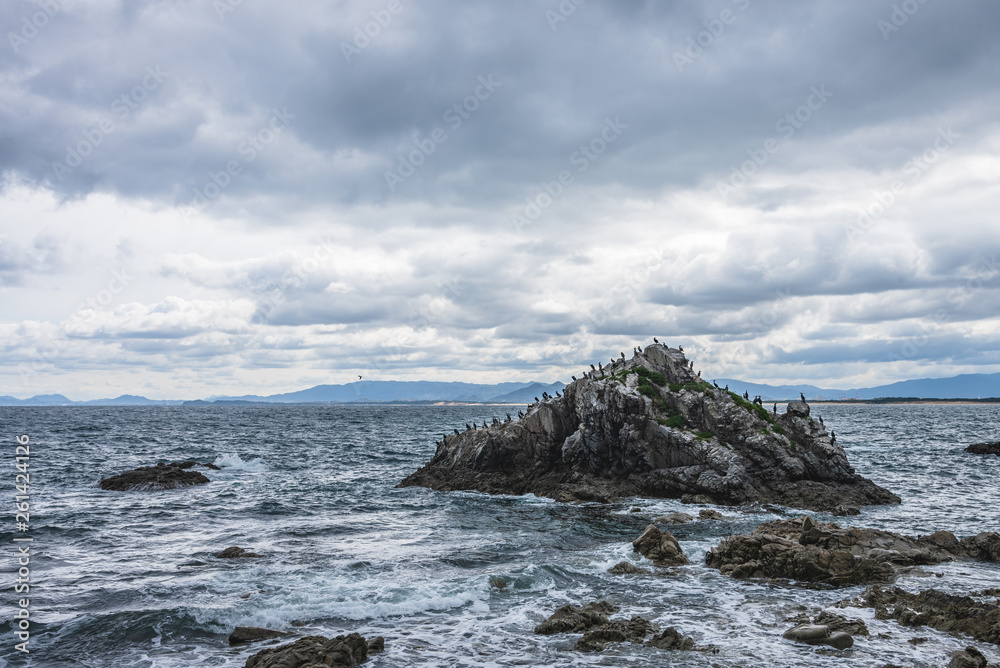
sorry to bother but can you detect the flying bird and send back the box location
[358,375,362,380]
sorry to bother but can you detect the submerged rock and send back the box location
[706,518,1000,586]
[782,623,854,649]
[399,344,899,512]
[244,633,380,667]
[534,600,699,653]
[99,462,210,491]
[653,511,693,524]
[633,525,689,567]
[698,509,730,521]
[216,546,263,559]
[850,586,1000,647]
[966,442,1000,456]
[608,561,651,575]
[228,626,290,645]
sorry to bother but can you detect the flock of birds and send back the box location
[433,340,837,448]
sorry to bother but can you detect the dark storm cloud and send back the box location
[1,0,998,211]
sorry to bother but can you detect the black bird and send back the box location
[831,431,836,442]
[621,352,625,359]
[454,428,460,435]
[542,392,549,400]
[800,392,806,402]
[506,413,511,421]
[819,416,824,425]
[358,375,362,380]
[591,364,596,371]
[534,397,539,402]
[725,385,729,391]
[466,423,472,431]
[689,360,694,369]
[518,410,524,418]
[713,380,719,388]
[653,337,659,344]
[743,391,749,400]
[572,376,577,381]
[555,391,561,397]
[598,362,603,371]
[678,345,683,352]
[697,370,701,378]
[773,403,777,414]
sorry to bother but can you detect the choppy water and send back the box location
[1,404,998,667]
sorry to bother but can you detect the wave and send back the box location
[213,452,269,472]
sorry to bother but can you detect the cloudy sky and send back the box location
[1,0,998,400]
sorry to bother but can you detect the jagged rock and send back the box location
[832,505,861,516]
[399,345,899,512]
[99,462,210,491]
[534,601,617,635]
[967,442,1000,456]
[608,561,651,575]
[653,511,693,524]
[698,509,729,521]
[228,626,290,645]
[367,636,384,654]
[488,576,507,591]
[850,586,1000,647]
[706,518,1000,586]
[633,525,689,567]
[216,546,263,559]
[949,646,989,668]
[244,633,375,667]
[647,627,696,650]
[783,623,854,649]
[576,616,656,652]
[814,611,869,637]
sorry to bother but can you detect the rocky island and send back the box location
[400,343,899,512]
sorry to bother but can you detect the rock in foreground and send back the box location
[244,633,383,667]
[783,623,854,650]
[99,462,210,491]
[400,344,898,512]
[967,442,1000,456]
[850,586,1000,647]
[706,518,1000,586]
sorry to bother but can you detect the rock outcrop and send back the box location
[967,442,1000,456]
[244,633,382,667]
[400,344,898,512]
[99,462,210,491]
[705,518,1000,586]
[216,546,263,559]
[632,525,689,567]
[534,601,698,653]
[782,623,854,650]
[848,586,1000,647]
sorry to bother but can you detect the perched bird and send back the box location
[572,376,577,381]
[620,352,625,359]
[773,403,777,414]
[653,337,659,344]
[466,423,472,431]
[831,431,837,442]
[591,364,596,371]
[819,416,824,425]
[534,397,539,402]
[743,391,749,400]
[542,392,549,400]
[598,363,603,371]
[725,385,729,391]
[697,370,701,378]
[800,392,806,402]
[678,345,684,352]
[454,428,460,435]
[518,410,524,418]
[555,391,561,397]
[506,413,511,421]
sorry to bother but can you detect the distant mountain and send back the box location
[3,372,999,406]
[718,372,1000,401]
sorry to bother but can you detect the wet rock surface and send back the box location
[400,344,899,512]
[98,462,210,491]
[705,518,1000,586]
[244,633,382,667]
[216,546,263,559]
[848,586,1000,647]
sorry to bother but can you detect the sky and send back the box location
[1,0,999,400]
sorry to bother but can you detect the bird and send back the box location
[466,423,472,431]
[800,392,806,402]
[518,410,524,418]
[689,360,694,369]
[572,376,577,381]
[620,352,625,359]
[506,413,511,421]
[542,392,549,400]
[713,381,719,388]
[743,391,749,400]
[831,431,837,442]
[591,364,596,371]
[653,337,659,344]
[678,345,684,352]
[697,370,701,378]
[772,403,777,414]
[598,363,603,371]
[555,391,561,397]
[534,397,539,402]
[725,385,729,391]
[454,428,460,435]
[819,416,824,425]
[358,375,362,380]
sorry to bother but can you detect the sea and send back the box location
[1,404,998,667]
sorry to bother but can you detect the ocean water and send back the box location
[1,404,998,667]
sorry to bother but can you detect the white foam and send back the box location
[213,452,269,472]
